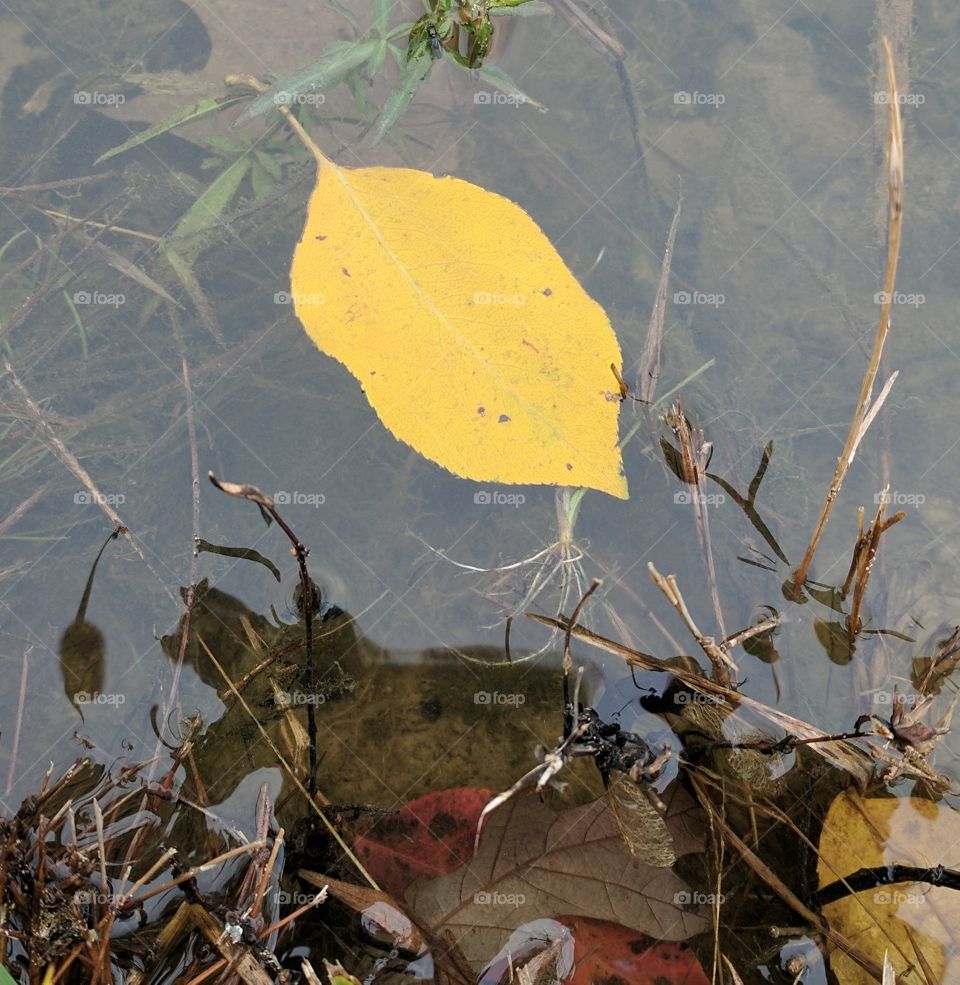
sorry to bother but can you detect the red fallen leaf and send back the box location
[560,915,710,985]
[356,788,710,984]
[354,787,495,898]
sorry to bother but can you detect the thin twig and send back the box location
[792,37,904,592]
[637,191,682,403]
[207,471,320,793]
[4,645,31,796]
[648,562,737,684]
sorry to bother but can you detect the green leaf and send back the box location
[347,73,370,117]
[62,289,89,357]
[238,40,380,122]
[327,0,362,34]
[475,63,546,111]
[170,157,251,244]
[369,39,388,77]
[489,0,551,13]
[250,159,273,200]
[386,22,415,41]
[254,149,282,181]
[205,134,252,154]
[0,965,18,985]
[95,96,242,165]
[164,248,225,344]
[372,48,433,144]
[374,0,391,36]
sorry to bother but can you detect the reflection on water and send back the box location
[3,0,960,979]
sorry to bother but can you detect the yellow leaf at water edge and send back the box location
[290,165,628,498]
[817,789,960,984]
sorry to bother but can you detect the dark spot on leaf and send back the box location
[628,939,648,954]
[543,287,552,296]
[654,978,672,985]
[420,696,442,722]
[341,267,350,277]
[498,414,510,423]
[566,463,573,471]
[370,370,376,375]
[316,234,327,240]
[596,976,629,985]
[477,407,485,415]
[429,811,457,838]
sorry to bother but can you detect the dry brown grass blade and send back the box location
[186,903,275,985]
[792,36,904,593]
[648,562,737,684]
[689,774,886,984]
[845,493,906,637]
[665,402,727,639]
[197,636,380,892]
[638,192,683,403]
[528,612,874,785]
[3,359,153,564]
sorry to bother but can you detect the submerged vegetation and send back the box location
[2,1,960,983]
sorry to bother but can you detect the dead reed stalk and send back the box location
[791,37,904,594]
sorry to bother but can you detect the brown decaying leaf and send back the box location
[406,788,707,970]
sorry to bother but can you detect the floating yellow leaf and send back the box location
[817,789,960,984]
[291,163,627,498]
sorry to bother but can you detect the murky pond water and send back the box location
[2,0,960,981]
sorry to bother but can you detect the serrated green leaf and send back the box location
[238,40,380,122]
[170,157,251,245]
[475,63,546,110]
[95,96,242,165]
[372,48,433,144]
